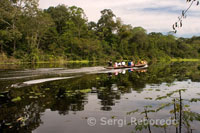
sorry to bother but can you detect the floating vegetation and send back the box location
[118,86,125,89]
[29,96,39,99]
[27,91,46,99]
[144,97,153,100]
[65,90,76,97]
[65,89,92,96]
[17,117,24,122]
[79,89,91,93]
[146,89,153,91]
[166,83,176,87]
[35,93,42,96]
[5,123,12,126]
[156,95,168,100]
[111,116,116,119]
[11,96,21,102]
[99,87,106,91]
[45,88,50,91]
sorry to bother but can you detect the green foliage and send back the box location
[190,98,200,102]
[127,109,139,115]
[0,2,200,62]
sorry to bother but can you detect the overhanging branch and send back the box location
[172,0,199,33]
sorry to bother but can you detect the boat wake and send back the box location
[0,66,148,88]
[11,76,80,88]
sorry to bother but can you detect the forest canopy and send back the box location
[0,0,200,62]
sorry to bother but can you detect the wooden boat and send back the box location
[105,64,148,69]
[134,64,147,67]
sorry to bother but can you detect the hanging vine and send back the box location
[173,0,199,33]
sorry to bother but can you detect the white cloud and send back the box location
[39,0,200,37]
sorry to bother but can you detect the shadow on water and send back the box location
[0,62,200,132]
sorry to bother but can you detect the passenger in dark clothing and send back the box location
[108,60,113,67]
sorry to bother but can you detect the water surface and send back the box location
[0,62,200,133]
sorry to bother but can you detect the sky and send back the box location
[39,0,200,37]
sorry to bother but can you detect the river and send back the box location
[0,62,200,133]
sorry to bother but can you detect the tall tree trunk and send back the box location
[36,32,41,50]
[31,35,34,48]
[12,12,16,53]
[0,42,3,53]
[35,33,39,50]
[78,24,81,39]
[14,39,16,52]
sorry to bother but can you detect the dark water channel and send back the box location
[0,62,200,133]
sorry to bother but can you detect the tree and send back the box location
[97,9,117,42]
[116,20,133,56]
[1,2,200,62]
[45,5,70,34]
[68,6,88,39]
[0,0,22,54]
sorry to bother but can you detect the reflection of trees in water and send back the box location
[51,93,86,115]
[0,62,200,131]
[97,86,121,111]
[0,102,43,133]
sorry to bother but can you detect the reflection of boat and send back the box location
[105,64,148,69]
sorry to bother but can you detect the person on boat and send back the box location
[143,60,147,65]
[128,61,132,67]
[122,61,126,66]
[118,62,122,66]
[137,60,141,65]
[139,60,147,65]
[128,60,134,67]
[131,61,135,66]
[108,60,113,67]
[135,60,144,66]
[114,62,118,67]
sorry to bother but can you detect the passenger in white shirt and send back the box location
[131,61,134,66]
[114,62,118,67]
[122,61,126,66]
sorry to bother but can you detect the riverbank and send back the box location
[0,60,91,65]
[1,53,200,65]
[0,53,92,64]
[171,58,200,62]
[1,59,200,65]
